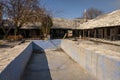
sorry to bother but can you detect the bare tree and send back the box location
[0,1,16,39]
[83,8,103,19]
[0,3,2,22]
[1,20,14,39]
[0,0,53,39]
[5,0,41,31]
[41,14,53,38]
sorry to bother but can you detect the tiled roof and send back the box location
[78,9,120,29]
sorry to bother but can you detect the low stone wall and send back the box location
[33,40,61,50]
[61,40,120,80]
[0,40,61,80]
[0,43,33,80]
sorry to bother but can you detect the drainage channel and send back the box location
[21,49,97,80]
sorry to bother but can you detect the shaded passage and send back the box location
[22,51,52,80]
[22,49,97,80]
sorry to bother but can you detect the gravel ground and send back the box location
[0,40,31,54]
[0,40,20,53]
[0,40,30,72]
[77,39,120,53]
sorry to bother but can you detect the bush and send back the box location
[0,41,2,45]
[7,35,23,41]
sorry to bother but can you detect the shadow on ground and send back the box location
[0,44,13,48]
[21,48,52,80]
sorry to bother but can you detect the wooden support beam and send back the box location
[98,29,101,38]
[88,30,90,37]
[98,29,100,38]
[114,27,118,40]
[94,29,96,38]
[101,29,104,39]
[110,28,116,40]
[104,28,107,39]
[83,29,84,39]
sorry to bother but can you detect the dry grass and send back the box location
[0,41,3,45]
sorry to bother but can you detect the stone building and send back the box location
[78,10,120,40]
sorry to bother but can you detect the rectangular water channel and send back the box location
[1,40,120,80]
[21,49,97,80]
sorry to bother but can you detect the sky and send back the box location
[41,0,120,19]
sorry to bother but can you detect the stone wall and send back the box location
[61,40,120,80]
[0,43,33,80]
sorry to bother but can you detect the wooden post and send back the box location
[83,29,84,39]
[94,29,96,38]
[101,29,103,39]
[113,27,117,40]
[88,30,90,38]
[98,29,101,38]
[104,28,107,39]
[110,28,113,40]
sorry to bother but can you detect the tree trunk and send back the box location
[2,27,12,40]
